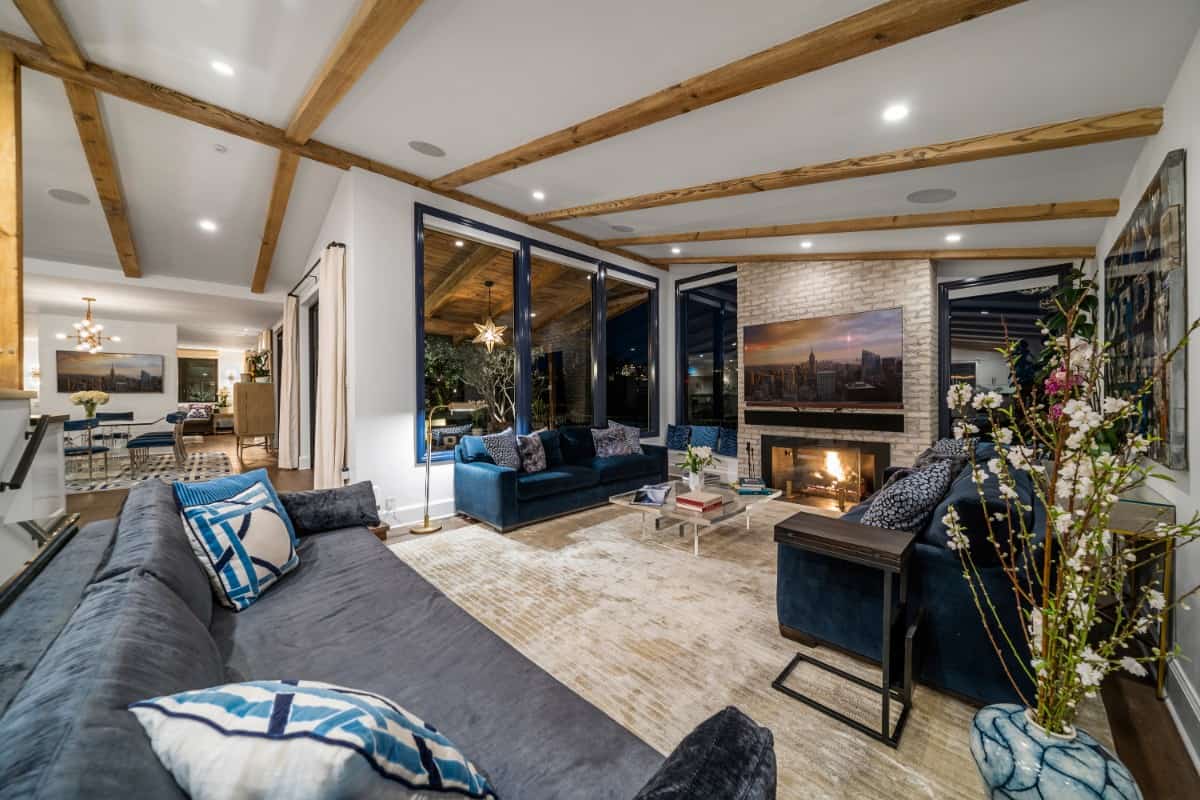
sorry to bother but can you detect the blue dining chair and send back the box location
[64,418,109,481]
[95,411,134,451]
[127,412,188,474]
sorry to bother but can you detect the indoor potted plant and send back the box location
[247,350,271,383]
[69,389,109,418]
[943,273,1200,799]
[678,444,715,493]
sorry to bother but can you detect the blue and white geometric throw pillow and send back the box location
[129,679,496,800]
[180,481,299,611]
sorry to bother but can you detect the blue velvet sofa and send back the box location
[776,442,1042,706]
[454,426,668,531]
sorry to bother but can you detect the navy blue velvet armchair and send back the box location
[776,444,1043,707]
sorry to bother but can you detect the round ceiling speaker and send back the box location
[906,188,957,204]
[48,188,90,205]
[610,224,635,233]
[408,140,446,158]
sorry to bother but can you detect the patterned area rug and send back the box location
[66,452,233,494]
[390,503,1113,799]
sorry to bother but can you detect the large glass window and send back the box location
[530,252,593,429]
[605,273,652,431]
[680,278,737,428]
[415,205,659,461]
[421,226,517,454]
[178,357,217,402]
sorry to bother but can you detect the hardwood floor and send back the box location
[67,433,313,526]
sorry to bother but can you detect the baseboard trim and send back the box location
[1167,661,1200,776]
[393,498,455,528]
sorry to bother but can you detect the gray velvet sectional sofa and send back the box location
[0,480,776,799]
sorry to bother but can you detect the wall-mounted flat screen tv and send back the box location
[743,307,903,408]
[56,351,165,393]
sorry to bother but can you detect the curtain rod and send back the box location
[287,241,345,298]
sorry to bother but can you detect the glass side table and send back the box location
[1110,485,1177,700]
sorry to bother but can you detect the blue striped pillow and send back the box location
[130,679,496,799]
[180,481,299,611]
[174,468,297,545]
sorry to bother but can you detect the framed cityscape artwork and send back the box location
[1104,148,1187,469]
[56,351,165,393]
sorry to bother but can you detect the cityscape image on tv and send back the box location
[743,307,903,407]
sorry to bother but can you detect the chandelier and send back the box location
[472,280,506,353]
[59,297,120,353]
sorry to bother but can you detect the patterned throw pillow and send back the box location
[480,428,520,469]
[130,679,496,800]
[179,481,299,611]
[860,459,955,533]
[185,404,211,420]
[716,427,738,458]
[517,433,547,473]
[607,420,643,454]
[592,426,631,458]
[665,424,690,451]
[689,425,719,449]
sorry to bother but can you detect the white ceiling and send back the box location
[22,262,283,348]
[4,0,1200,290]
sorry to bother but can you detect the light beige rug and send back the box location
[390,503,1112,799]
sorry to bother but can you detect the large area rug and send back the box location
[390,502,1113,799]
[66,451,233,493]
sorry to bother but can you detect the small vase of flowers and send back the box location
[678,444,715,493]
[944,272,1200,799]
[69,390,110,418]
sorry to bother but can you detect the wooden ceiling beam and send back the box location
[0,30,665,274]
[16,0,141,277]
[530,108,1163,222]
[431,0,1025,190]
[654,246,1096,265]
[253,0,424,292]
[600,199,1119,247]
[425,244,502,317]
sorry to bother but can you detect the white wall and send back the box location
[1095,26,1200,760]
[302,168,665,525]
[36,315,177,431]
[217,348,244,398]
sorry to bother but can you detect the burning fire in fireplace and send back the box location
[769,443,875,512]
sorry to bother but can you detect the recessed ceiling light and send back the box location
[408,140,446,158]
[454,240,464,248]
[48,188,89,205]
[210,60,235,77]
[197,219,218,233]
[944,232,963,243]
[907,188,957,204]
[531,190,546,202]
[670,246,682,255]
[610,224,635,233]
[800,240,813,249]
[882,103,909,123]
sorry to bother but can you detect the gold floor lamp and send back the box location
[411,404,450,534]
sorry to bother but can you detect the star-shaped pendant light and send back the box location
[472,280,507,353]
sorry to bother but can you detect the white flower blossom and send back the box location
[946,383,973,409]
[1120,657,1147,678]
[972,391,1003,410]
[995,427,1014,445]
[1146,588,1165,611]
[1103,397,1130,415]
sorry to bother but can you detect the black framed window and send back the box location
[178,357,217,402]
[677,274,738,428]
[414,204,659,463]
[419,226,519,455]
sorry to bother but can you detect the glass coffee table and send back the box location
[609,480,781,556]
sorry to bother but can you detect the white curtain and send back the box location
[313,244,347,489]
[277,296,301,468]
[256,329,271,355]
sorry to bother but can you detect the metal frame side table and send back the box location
[772,512,922,748]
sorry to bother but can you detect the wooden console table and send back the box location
[772,511,921,747]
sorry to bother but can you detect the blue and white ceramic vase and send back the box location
[970,704,1141,799]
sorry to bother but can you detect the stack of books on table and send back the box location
[676,490,725,513]
[736,477,771,495]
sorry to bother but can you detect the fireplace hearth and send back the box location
[760,435,890,512]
